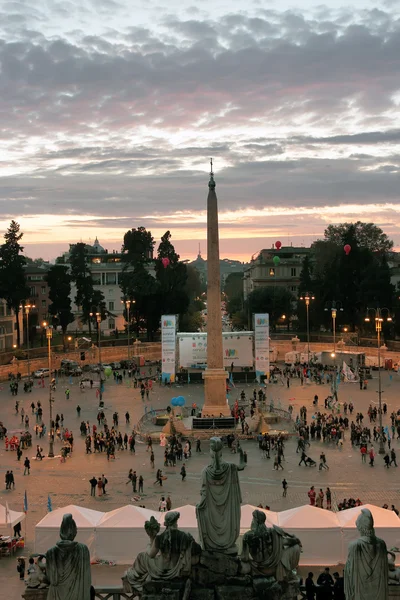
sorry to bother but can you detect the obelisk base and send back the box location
[202,368,230,417]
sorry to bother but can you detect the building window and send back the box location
[108,301,114,311]
[105,273,116,285]
[30,286,36,297]
[269,268,275,276]
[92,274,101,285]
[291,268,296,277]
[108,319,115,329]
[291,286,297,292]
[41,286,46,294]
[42,300,46,308]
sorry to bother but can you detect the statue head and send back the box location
[356,509,375,537]
[144,516,160,539]
[164,511,180,529]
[59,514,77,541]
[210,437,223,458]
[251,510,269,534]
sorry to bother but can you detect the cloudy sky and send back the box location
[1,0,400,261]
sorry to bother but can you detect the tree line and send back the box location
[225,222,399,338]
[0,222,203,347]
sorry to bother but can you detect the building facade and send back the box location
[0,299,18,350]
[243,245,311,300]
[57,238,154,336]
[25,264,51,326]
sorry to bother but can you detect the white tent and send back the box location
[0,503,25,531]
[337,504,400,557]
[277,505,343,565]
[95,505,158,564]
[35,505,104,558]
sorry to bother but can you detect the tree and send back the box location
[155,231,189,318]
[246,287,294,330]
[0,221,30,345]
[69,243,105,334]
[45,265,74,348]
[184,265,202,301]
[122,227,155,265]
[224,272,244,300]
[324,222,393,253]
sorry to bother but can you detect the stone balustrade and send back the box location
[22,586,136,600]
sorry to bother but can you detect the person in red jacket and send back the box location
[308,485,316,506]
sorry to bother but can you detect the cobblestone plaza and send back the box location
[1,367,400,597]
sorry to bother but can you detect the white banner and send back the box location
[254,313,270,379]
[178,333,253,368]
[161,315,176,383]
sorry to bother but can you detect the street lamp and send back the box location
[20,303,35,379]
[89,311,102,366]
[121,299,135,361]
[324,301,344,400]
[43,322,54,457]
[365,307,392,455]
[299,293,315,365]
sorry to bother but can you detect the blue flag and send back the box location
[24,490,28,513]
[47,494,52,512]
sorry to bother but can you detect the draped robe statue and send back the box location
[39,514,91,600]
[125,513,201,594]
[241,510,301,582]
[196,436,246,553]
[345,508,388,600]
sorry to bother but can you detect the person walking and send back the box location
[125,411,130,424]
[326,487,332,510]
[196,438,201,453]
[65,388,70,400]
[97,477,103,496]
[316,489,324,508]
[24,457,30,475]
[180,464,187,481]
[305,572,316,600]
[319,452,329,470]
[132,471,137,493]
[101,473,108,494]
[360,445,367,463]
[299,451,308,466]
[390,449,398,467]
[150,450,155,468]
[154,469,163,486]
[159,496,167,512]
[166,495,172,511]
[384,453,390,468]
[89,476,97,497]
[5,471,10,490]
[369,446,375,467]
[282,478,288,497]
[138,475,144,494]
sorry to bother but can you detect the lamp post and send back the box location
[20,303,35,379]
[90,311,102,366]
[299,293,315,365]
[121,299,135,361]
[324,301,344,400]
[43,322,54,457]
[365,307,392,455]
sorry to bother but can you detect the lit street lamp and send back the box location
[43,322,54,457]
[90,310,103,402]
[299,293,315,365]
[20,303,35,379]
[324,301,344,400]
[365,307,392,455]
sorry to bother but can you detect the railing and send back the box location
[94,587,136,600]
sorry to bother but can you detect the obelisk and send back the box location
[202,160,230,416]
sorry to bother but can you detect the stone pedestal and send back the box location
[390,586,400,597]
[202,369,230,417]
[22,589,48,600]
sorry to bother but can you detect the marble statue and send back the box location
[388,550,400,584]
[124,511,201,594]
[196,436,246,553]
[39,513,92,600]
[241,510,301,582]
[344,508,388,600]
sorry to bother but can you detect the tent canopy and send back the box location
[278,505,340,528]
[97,505,156,530]
[36,505,104,529]
[158,505,197,528]
[0,504,25,529]
[337,504,400,528]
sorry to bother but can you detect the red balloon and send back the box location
[275,240,282,250]
[161,257,170,268]
[344,244,351,256]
